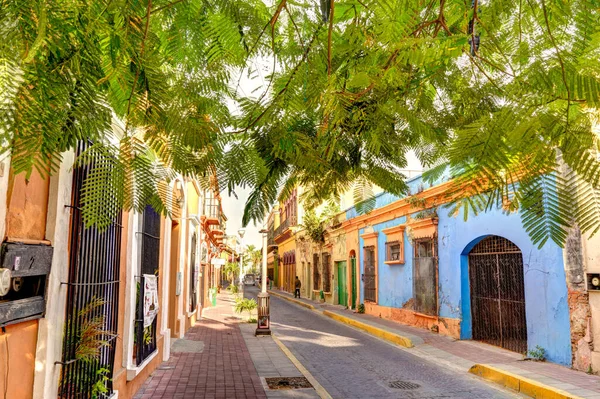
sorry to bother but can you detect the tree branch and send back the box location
[328,0,335,75]
[540,0,571,127]
[125,0,152,135]
[239,25,324,133]
[150,0,186,15]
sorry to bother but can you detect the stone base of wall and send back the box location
[364,302,461,338]
[569,289,593,372]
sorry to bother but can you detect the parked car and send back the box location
[244,274,255,286]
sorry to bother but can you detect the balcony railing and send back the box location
[267,228,275,247]
[274,215,296,238]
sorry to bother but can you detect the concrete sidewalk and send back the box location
[269,289,600,399]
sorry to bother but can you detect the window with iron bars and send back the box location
[190,232,198,312]
[363,246,376,302]
[322,252,331,292]
[413,239,437,316]
[313,254,320,290]
[135,205,161,366]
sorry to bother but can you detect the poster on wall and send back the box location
[143,274,159,328]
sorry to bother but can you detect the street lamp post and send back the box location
[238,228,245,291]
[256,228,271,336]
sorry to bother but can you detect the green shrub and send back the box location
[234,298,257,320]
[527,345,546,361]
[227,284,239,294]
[357,304,365,314]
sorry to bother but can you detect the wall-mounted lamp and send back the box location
[185,215,201,228]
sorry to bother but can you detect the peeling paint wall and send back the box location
[439,206,572,366]
[564,227,593,371]
[582,231,600,372]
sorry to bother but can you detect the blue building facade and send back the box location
[346,175,573,366]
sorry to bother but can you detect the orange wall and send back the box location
[5,168,50,241]
[2,167,51,399]
[0,320,38,399]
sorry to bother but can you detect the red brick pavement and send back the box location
[134,297,267,399]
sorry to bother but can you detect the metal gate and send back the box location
[469,236,527,354]
[189,232,197,312]
[135,205,161,366]
[59,142,122,398]
[363,246,376,302]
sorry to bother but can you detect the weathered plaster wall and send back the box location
[0,320,38,399]
[583,232,600,371]
[438,205,572,366]
[351,172,572,366]
[3,165,51,399]
[6,168,50,241]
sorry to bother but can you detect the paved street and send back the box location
[245,286,519,399]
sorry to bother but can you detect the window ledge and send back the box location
[127,349,158,381]
[384,261,405,265]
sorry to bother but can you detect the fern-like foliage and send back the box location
[3,0,600,248]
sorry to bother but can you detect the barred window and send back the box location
[313,254,320,290]
[363,246,376,302]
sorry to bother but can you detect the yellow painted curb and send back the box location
[322,310,414,348]
[468,364,585,399]
[272,334,333,399]
[268,290,317,310]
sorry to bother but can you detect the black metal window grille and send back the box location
[189,232,198,312]
[322,252,331,292]
[413,238,437,315]
[469,236,527,354]
[135,205,161,366]
[59,142,122,399]
[386,241,401,262]
[313,254,320,291]
[363,246,376,302]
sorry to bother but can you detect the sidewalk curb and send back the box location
[272,334,333,399]
[468,364,585,399]
[321,310,414,348]
[268,290,317,310]
[269,290,414,349]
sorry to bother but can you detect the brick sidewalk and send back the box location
[134,293,267,399]
[270,288,600,398]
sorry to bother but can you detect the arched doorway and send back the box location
[469,235,527,353]
[349,250,357,310]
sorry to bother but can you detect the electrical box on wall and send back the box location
[0,242,53,326]
[587,273,600,292]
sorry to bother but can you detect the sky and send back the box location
[221,186,265,250]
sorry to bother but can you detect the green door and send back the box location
[337,261,347,306]
[351,257,357,309]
